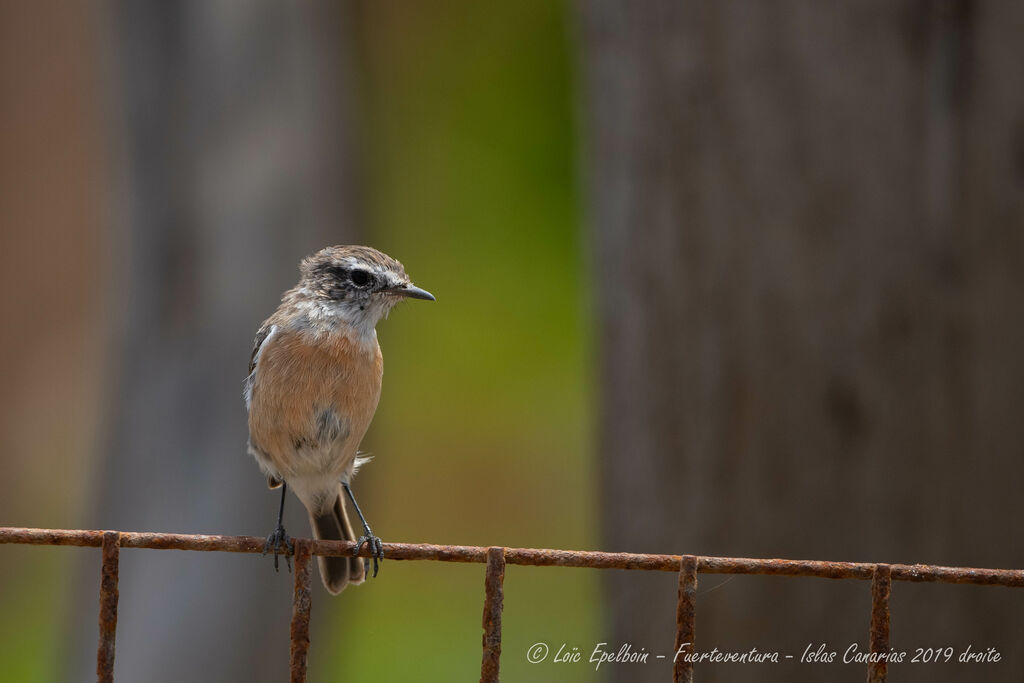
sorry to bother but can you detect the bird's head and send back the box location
[297,245,434,335]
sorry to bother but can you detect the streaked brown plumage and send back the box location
[245,245,433,594]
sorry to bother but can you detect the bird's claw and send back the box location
[263,524,294,573]
[353,530,384,578]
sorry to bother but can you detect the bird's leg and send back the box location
[262,482,293,572]
[343,481,383,578]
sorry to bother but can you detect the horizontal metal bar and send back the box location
[1,526,1022,587]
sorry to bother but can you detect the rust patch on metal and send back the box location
[290,539,313,683]
[869,564,892,683]
[96,531,120,683]
[674,555,697,683]
[480,547,506,683]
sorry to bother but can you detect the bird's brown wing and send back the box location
[246,323,282,489]
[248,325,272,375]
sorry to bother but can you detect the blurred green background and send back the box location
[335,2,598,681]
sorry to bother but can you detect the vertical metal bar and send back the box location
[674,555,698,683]
[480,546,506,683]
[290,539,313,683]
[868,563,892,683]
[96,531,120,683]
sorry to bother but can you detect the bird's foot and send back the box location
[353,529,384,578]
[263,524,294,573]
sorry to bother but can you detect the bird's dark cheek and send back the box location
[327,286,350,301]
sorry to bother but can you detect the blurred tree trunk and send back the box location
[68,2,361,680]
[579,2,1024,681]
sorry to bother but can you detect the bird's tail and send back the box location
[310,490,366,594]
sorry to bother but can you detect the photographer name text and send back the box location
[526,641,1002,671]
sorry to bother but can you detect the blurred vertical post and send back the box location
[579,2,1024,682]
[68,1,361,680]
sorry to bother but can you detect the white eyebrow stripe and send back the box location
[343,257,397,281]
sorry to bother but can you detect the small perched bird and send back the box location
[244,245,434,594]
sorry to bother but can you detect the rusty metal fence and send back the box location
[2,526,1023,682]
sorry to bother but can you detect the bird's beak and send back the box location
[391,283,435,301]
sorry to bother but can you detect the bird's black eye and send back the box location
[350,269,373,287]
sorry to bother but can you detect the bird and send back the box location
[244,245,434,594]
